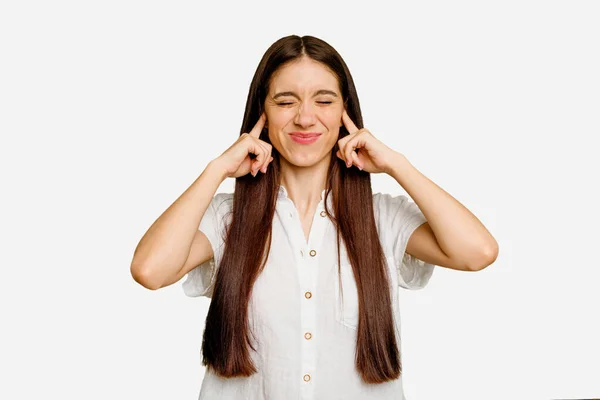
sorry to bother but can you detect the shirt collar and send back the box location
[278,184,328,204]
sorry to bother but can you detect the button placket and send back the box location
[286,198,328,393]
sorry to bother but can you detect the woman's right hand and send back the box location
[213,113,274,179]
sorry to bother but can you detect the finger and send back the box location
[337,136,351,164]
[254,143,268,173]
[249,139,268,175]
[248,112,267,138]
[258,143,273,173]
[344,135,360,167]
[351,151,362,170]
[260,158,271,173]
[254,142,272,175]
[336,140,349,167]
[261,156,274,173]
[342,109,359,134]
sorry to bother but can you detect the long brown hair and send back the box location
[201,34,400,384]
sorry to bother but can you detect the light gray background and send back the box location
[1,1,598,399]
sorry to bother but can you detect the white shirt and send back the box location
[183,185,435,400]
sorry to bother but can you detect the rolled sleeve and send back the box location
[182,192,233,297]
[373,192,435,290]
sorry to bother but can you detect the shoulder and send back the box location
[211,192,234,212]
[372,191,425,239]
[205,192,234,227]
[372,192,412,217]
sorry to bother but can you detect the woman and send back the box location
[131,34,498,400]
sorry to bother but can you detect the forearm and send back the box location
[130,160,227,289]
[388,153,498,268]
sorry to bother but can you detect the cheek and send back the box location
[321,106,343,123]
[323,112,342,130]
[267,132,284,155]
[268,110,294,126]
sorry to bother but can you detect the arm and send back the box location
[388,154,499,271]
[130,160,227,290]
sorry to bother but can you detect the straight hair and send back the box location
[201,34,400,384]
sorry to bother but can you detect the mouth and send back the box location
[289,132,322,144]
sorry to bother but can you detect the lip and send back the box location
[289,132,321,145]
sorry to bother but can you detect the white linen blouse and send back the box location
[182,184,435,400]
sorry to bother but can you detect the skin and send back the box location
[251,57,498,269]
[130,53,497,294]
[263,56,345,222]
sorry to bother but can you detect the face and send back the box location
[264,56,344,168]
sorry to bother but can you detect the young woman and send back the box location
[131,34,498,400]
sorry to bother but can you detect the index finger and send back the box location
[248,112,267,138]
[342,109,359,134]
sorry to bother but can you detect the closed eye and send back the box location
[277,101,332,106]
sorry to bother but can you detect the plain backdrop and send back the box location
[1,1,598,399]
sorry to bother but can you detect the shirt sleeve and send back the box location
[373,192,435,290]
[182,192,234,298]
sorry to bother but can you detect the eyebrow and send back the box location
[272,89,339,100]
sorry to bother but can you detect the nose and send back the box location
[293,102,317,128]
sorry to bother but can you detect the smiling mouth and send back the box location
[289,133,321,145]
[289,132,322,138]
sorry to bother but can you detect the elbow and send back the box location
[130,263,162,290]
[467,242,499,271]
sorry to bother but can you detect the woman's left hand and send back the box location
[336,109,400,174]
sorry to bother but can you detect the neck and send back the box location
[279,156,329,214]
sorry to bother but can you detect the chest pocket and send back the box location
[334,263,360,330]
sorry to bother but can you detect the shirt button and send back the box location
[289,212,293,218]
[305,291,312,299]
[300,249,304,257]
[309,249,316,257]
[320,210,326,217]
[304,332,312,340]
[303,374,311,382]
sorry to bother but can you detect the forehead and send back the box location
[270,58,339,93]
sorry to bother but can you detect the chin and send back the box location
[285,150,329,168]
